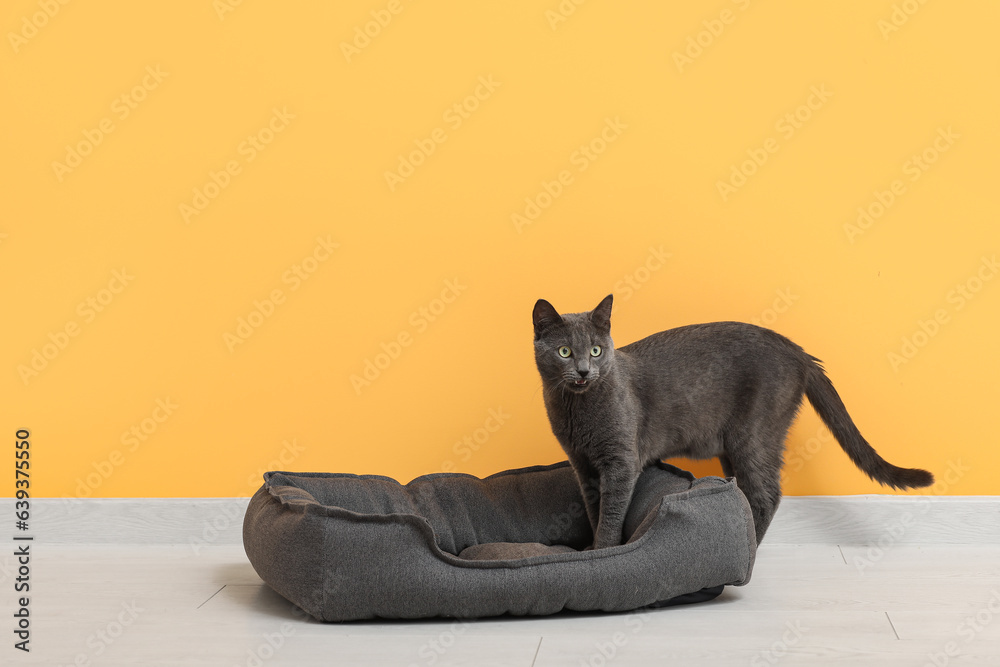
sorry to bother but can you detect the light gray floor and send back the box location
[5,541,1000,665]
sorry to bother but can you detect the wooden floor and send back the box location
[6,541,1000,665]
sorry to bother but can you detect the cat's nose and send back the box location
[578,369,589,378]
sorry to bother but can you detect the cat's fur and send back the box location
[532,294,934,547]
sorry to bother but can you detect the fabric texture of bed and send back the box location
[243,461,756,621]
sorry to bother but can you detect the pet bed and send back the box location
[242,461,756,621]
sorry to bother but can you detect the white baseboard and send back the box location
[5,495,998,546]
[764,495,1000,545]
[10,497,251,547]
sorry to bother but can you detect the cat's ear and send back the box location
[533,299,563,338]
[590,294,613,333]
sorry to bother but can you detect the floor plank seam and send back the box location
[530,637,543,667]
[885,612,900,640]
[196,585,226,610]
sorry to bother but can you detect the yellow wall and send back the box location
[3,0,997,499]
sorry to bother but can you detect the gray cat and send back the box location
[532,294,934,547]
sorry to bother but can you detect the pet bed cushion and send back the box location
[242,461,756,621]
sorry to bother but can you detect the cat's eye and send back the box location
[558,346,572,358]
[590,346,602,357]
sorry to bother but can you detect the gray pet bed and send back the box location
[243,461,756,622]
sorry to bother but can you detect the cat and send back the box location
[532,294,934,547]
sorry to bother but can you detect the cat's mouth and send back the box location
[565,378,593,393]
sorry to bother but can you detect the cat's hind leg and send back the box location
[722,429,785,545]
[718,453,735,479]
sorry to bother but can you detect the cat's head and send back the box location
[532,294,615,394]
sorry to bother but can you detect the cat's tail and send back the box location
[804,358,934,490]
